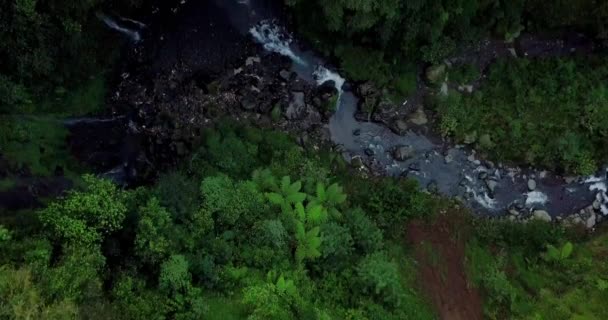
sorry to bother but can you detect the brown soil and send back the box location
[406,210,483,320]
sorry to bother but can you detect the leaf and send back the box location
[316,182,326,201]
[281,176,291,192]
[329,207,342,219]
[307,226,320,238]
[306,205,324,225]
[288,181,302,195]
[295,221,306,240]
[546,244,560,261]
[561,242,573,259]
[327,183,347,204]
[266,192,284,206]
[286,192,307,204]
[295,202,306,222]
[276,275,286,292]
[295,246,305,264]
[596,279,608,291]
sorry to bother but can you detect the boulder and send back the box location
[586,213,597,229]
[279,69,292,81]
[408,108,428,125]
[532,210,552,222]
[425,64,446,84]
[394,119,408,134]
[392,145,415,161]
[408,162,421,171]
[240,96,258,110]
[285,92,306,120]
[527,179,537,191]
[486,179,498,194]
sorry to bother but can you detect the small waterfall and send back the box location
[249,21,306,65]
[120,17,147,29]
[98,13,141,42]
[313,66,346,110]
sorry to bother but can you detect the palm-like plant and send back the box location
[265,176,307,214]
[308,182,347,219]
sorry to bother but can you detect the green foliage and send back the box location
[159,255,192,295]
[0,225,11,242]
[435,57,608,173]
[202,175,267,227]
[334,45,391,86]
[135,197,174,266]
[449,64,480,85]
[39,175,127,245]
[355,177,432,234]
[0,116,78,177]
[356,252,405,307]
[0,266,78,319]
[155,172,201,222]
[543,242,574,263]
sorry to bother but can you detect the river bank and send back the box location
[3,0,607,231]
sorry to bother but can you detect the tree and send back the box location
[159,255,191,295]
[357,252,405,307]
[135,197,174,266]
[39,175,127,246]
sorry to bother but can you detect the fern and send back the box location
[308,182,347,219]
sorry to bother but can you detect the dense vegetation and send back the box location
[0,124,438,319]
[2,124,607,319]
[1,0,608,319]
[0,0,140,186]
[468,219,608,319]
[435,57,608,174]
[0,0,140,109]
[286,0,608,173]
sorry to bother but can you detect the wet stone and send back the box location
[478,171,488,180]
[364,148,374,156]
[408,162,421,171]
[393,145,415,162]
[527,179,537,191]
[427,180,439,194]
[279,69,291,81]
[486,179,498,194]
[532,210,552,222]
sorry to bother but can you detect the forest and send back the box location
[1,0,608,319]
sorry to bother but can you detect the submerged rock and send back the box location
[286,91,306,120]
[392,145,415,161]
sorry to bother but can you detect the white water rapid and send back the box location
[313,66,345,110]
[249,21,306,65]
[98,14,142,42]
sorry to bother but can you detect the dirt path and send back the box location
[406,212,483,320]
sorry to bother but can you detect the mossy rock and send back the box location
[425,64,447,85]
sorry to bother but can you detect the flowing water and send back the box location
[98,13,142,42]
[92,0,606,219]
[248,19,608,218]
